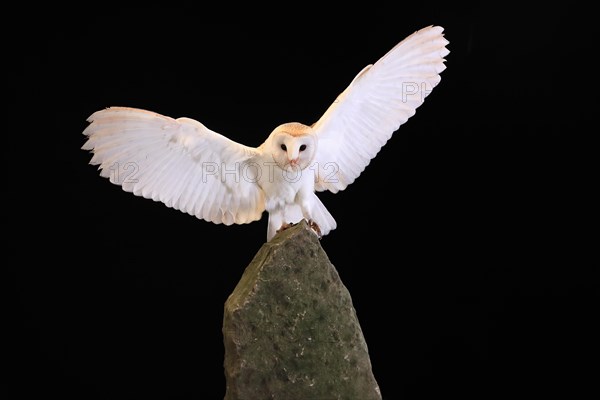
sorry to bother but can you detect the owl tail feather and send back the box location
[308,193,337,238]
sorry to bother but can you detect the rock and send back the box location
[223,220,382,400]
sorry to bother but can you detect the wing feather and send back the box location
[83,106,265,225]
[312,25,449,192]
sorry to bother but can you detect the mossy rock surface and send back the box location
[223,221,382,400]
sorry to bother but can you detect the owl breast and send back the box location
[257,162,316,212]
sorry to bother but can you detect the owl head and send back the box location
[267,122,317,171]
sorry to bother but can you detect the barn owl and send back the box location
[82,25,449,241]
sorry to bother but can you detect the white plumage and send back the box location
[83,25,449,241]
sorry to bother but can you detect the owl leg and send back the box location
[298,201,322,238]
[307,219,322,237]
[267,209,284,241]
[297,192,336,239]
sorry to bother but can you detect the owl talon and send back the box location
[308,219,322,238]
[276,222,293,234]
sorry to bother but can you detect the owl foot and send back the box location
[276,222,294,234]
[308,219,322,238]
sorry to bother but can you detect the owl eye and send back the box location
[299,144,307,152]
[280,144,287,151]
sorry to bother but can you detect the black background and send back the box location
[7,5,596,400]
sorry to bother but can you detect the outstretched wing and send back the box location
[82,107,265,225]
[311,25,449,192]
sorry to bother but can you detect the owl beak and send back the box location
[289,157,299,166]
